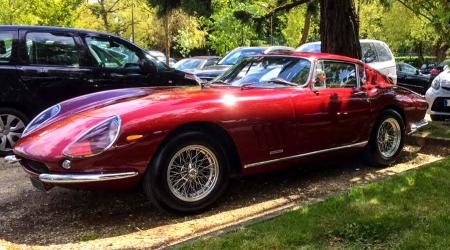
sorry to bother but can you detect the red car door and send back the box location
[297,60,371,149]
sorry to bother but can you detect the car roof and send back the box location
[231,46,295,52]
[188,56,221,59]
[0,25,118,37]
[264,51,363,64]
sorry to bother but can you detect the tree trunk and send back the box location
[163,13,170,65]
[319,0,361,59]
[299,10,312,45]
[99,0,110,32]
[416,42,424,65]
[435,39,449,63]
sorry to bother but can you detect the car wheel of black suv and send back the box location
[364,109,405,167]
[0,108,29,156]
[143,130,230,213]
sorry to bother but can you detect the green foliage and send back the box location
[33,0,83,27]
[0,0,35,25]
[179,158,450,249]
[173,16,207,56]
[282,5,319,47]
[202,1,263,56]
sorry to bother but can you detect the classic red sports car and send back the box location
[11,52,428,213]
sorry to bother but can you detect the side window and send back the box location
[0,32,13,64]
[314,61,358,88]
[361,42,378,63]
[26,32,79,66]
[402,64,417,74]
[375,43,392,62]
[204,58,217,67]
[84,37,140,69]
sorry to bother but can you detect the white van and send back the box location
[296,39,397,83]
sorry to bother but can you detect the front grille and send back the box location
[431,97,450,113]
[442,86,450,92]
[22,159,49,174]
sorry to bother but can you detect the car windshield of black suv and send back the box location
[218,48,265,66]
[214,56,311,88]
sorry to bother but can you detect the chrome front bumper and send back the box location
[38,171,139,184]
[7,155,139,185]
[408,119,429,135]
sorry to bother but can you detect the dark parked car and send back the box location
[173,56,220,73]
[396,62,430,94]
[194,46,294,81]
[0,25,198,155]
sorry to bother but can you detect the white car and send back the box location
[425,66,450,121]
[297,39,397,83]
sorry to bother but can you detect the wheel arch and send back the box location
[380,104,406,126]
[151,121,243,177]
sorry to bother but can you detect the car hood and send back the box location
[15,85,293,161]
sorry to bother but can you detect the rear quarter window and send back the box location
[0,32,14,64]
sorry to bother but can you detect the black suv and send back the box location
[0,26,198,155]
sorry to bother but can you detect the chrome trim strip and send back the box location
[244,141,368,169]
[4,155,20,163]
[408,119,429,135]
[39,171,138,184]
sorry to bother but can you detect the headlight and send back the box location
[22,104,61,136]
[431,78,441,90]
[63,116,121,158]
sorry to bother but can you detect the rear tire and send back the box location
[142,130,230,213]
[0,108,29,156]
[363,109,405,167]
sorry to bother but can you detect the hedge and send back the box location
[394,56,439,67]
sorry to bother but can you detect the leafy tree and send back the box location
[173,17,207,57]
[282,2,319,47]
[0,0,35,25]
[394,0,449,61]
[87,0,129,32]
[202,1,263,56]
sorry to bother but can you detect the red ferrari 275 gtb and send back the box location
[11,52,428,212]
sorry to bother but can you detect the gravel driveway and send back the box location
[0,140,448,249]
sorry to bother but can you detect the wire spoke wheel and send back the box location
[167,145,219,202]
[0,114,25,152]
[376,118,401,158]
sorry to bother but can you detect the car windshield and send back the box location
[218,48,265,66]
[215,56,311,87]
[174,59,203,71]
[297,43,321,52]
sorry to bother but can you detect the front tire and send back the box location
[143,131,230,213]
[0,108,29,156]
[364,109,405,167]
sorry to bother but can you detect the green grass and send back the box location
[416,121,450,139]
[179,159,450,250]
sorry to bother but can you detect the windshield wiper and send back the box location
[265,78,299,87]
